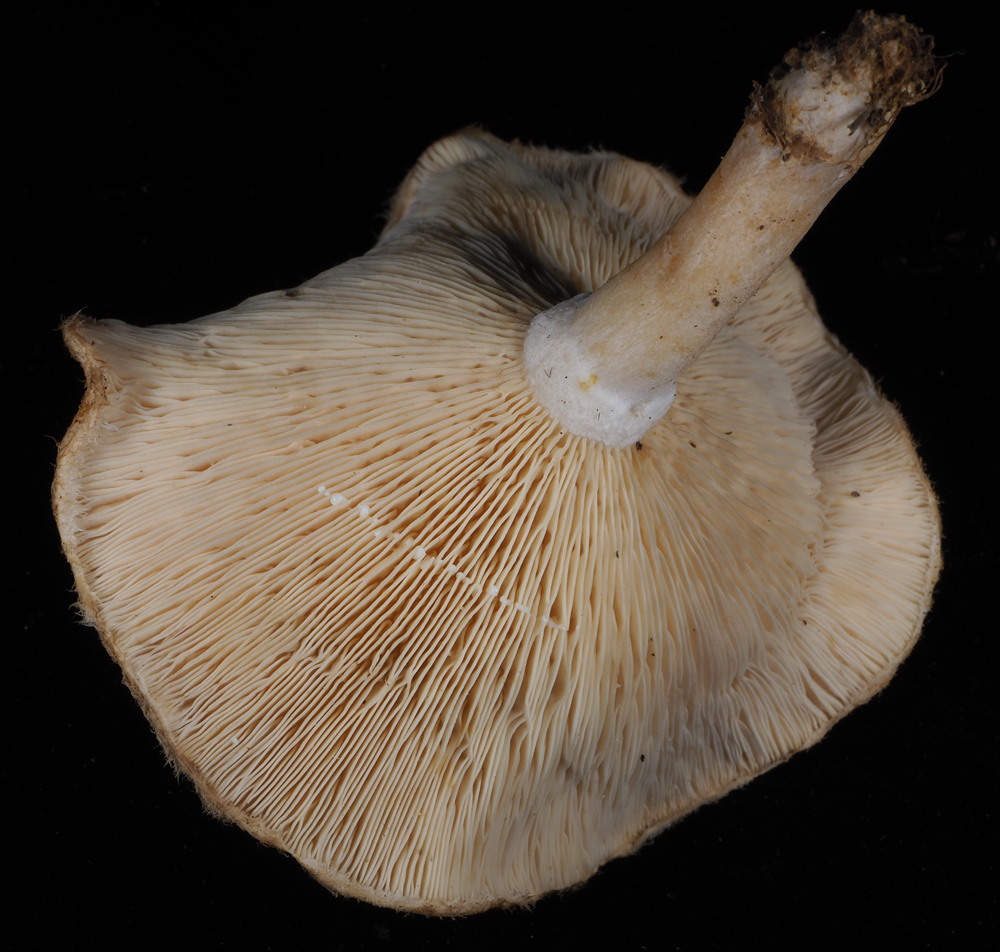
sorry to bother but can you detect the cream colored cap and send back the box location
[54,130,939,913]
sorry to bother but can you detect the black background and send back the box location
[8,3,996,949]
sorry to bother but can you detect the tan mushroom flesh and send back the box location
[54,13,941,915]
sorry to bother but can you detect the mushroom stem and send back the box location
[525,11,939,448]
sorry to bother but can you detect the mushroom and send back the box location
[53,12,941,915]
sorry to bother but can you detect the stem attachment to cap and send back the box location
[524,11,939,448]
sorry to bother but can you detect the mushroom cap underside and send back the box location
[53,131,940,914]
